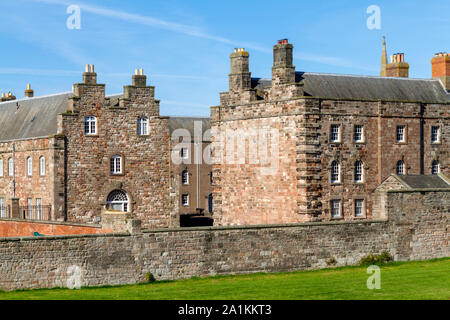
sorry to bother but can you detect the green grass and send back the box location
[0,258,449,300]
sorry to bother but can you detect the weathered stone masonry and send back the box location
[0,189,447,291]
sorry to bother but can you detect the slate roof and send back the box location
[168,117,211,142]
[252,72,450,103]
[395,175,450,189]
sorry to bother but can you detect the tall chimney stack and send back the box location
[132,68,147,87]
[24,83,34,98]
[386,53,409,78]
[83,64,97,84]
[272,39,295,84]
[431,52,450,92]
[229,48,251,92]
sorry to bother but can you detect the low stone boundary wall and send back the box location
[0,190,447,291]
[0,219,111,238]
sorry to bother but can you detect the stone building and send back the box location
[211,39,449,226]
[0,67,182,229]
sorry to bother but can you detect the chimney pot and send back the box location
[25,83,34,98]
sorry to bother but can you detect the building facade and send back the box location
[211,40,449,226]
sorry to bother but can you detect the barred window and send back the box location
[354,199,364,217]
[84,116,97,135]
[181,170,189,185]
[331,161,340,183]
[331,200,341,218]
[396,126,405,143]
[396,160,405,175]
[431,126,440,144]
[110,156,122,174]
[354,125,364,143]
[137,117,149,136]
[431,161,440,175]
[354,161,363,183]
[330,124,341,143]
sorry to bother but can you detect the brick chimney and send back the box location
[386,53,409,78]
[229,48,251,92]
[132,68,147,87]
[24,83,34,98]
[83,64,97,84]
[431,52,450,91]
[272,39,296,84]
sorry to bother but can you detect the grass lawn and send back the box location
[0,258,448,300]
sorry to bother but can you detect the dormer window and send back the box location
[84,116,97,135]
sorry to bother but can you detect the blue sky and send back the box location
[0,0,448,116]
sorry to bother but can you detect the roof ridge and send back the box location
[0,91,73,106]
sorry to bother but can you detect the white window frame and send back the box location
[354,199,364,217]
[431,126,440,144]
[396,125,406,143]
[181,170,189,185]
[110,156,122,175]
[331,161,340,184]
[354,161,363,183]
[354,125,364,143]
[8,158,13,176]
[137,117,149,136]
[0,198,5,218]
[331,200,341,218]
[396,161,405,175]
[39,157,45,176]
[182,194,189,207]
[84,116,97,135]
[27,157,32,176]
[181,147,189,160]
[330,124,341,143]
[431,161,440,175]
[0,159,3,177]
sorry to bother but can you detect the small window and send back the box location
[84,116,97,135]
[331,200,341,218]
[331,161,340,183]
[39,157,45,176]
[354,161,363,183]
[181,170,189,185]
[8,158,13,176]
[182,194,189,207]
[431,161,440,175]
[396,125,405,143]
[354,125,364,143]
[330,124,341,143]
[208,193,213,213]
[396,160,405,175]
[27,157,32,176]
[431,126,440,144]
[0,159,3,177]
[137,117,149,136]
[354,199,364,217]
[110,156,122,174]
[181,147,189,160]
[0,198,5,218]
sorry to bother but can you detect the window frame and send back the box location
[181,194,189,207]
[396,160,405,175]
[0,159,3,177]
[39,157,45,176]
[330,199,342,219]
[330,161,341,184]
[84,116,97,136]
[181,169,189,185]
[110,155,123,175]
[354,199,365,218]
[431,160,440,175]
[329,124,341,143]
[27,157,33,177]
[8,158,13,177]
[353,125,364,143]
[431,126,441,144]
[0,198,5,218]
[354,161,364,183]
[396,125,406,143]
[137,117,149,136]
[180,147,189,160]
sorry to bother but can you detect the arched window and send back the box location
[331,161,340,183]
[396,160,405,175]
[181,170,189,185]
[354,161,363,183]
[107,190,129,212]
[137,117,149,136]
[27,157,32,176]
[110,156,122,174]
[431,160,440,175]
[39,157,45,176]
[208,193,213,213]
[8,158,13,176]
[84,116,97,135]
